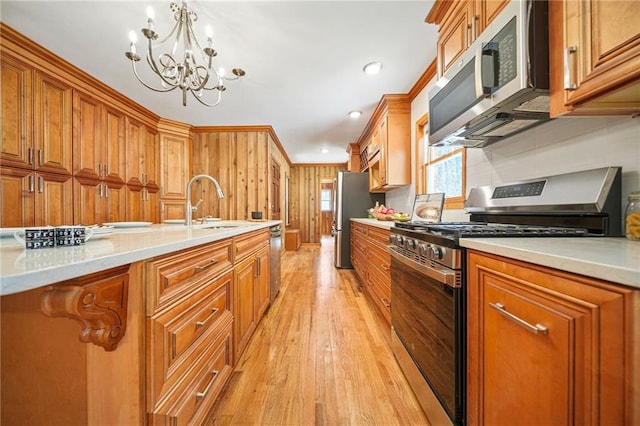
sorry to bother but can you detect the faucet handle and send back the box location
[191,198,204,212]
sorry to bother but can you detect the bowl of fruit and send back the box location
[368,204,410,222]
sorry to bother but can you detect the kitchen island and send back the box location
[0,220,280,426]
[0,221,280,295]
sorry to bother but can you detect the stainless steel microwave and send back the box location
[428,0,550,148]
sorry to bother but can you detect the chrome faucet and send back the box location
[185,174,225,226]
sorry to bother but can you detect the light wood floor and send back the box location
[208,237,430,425]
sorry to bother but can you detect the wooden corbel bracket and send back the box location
[41,266,130,351]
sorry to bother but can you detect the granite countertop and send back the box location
[0,221,281,296]
[460,237,640,289]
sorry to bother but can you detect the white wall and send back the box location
[386,82,640,222]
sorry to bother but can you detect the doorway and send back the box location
[320,180,334,236]
[271,158,281,220]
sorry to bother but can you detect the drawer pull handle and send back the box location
[195,307,219,328]
[489,302,548,335]
[194,258,218,272]
[381,263,390,271]
[196,370,219,400]
[381,297,391,308]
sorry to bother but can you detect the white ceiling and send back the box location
[1,0,438,164]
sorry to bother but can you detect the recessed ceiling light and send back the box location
[320,148,329,154]
[363,61,382,75]
[348,111,362,119]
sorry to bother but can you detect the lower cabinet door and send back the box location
[234,255,256,358]
[467,250,631,425]
[148,322,233,426]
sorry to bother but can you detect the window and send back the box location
[320,188,332,212]
[416,114,466,209]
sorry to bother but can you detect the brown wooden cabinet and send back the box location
[350,221,392,324]
[233,228,270,359]
[72,91,126,225]
[350,221,368,284]
[145,240,234,425]
[159,120,191,222]
[467,250,639,425]
[366,95,411,192]
[1,54,32,170]
[0,55,74,227]
[0,166,73,227]
[427,0,509,77]
[549,0,640,117]
[126,118,159,223]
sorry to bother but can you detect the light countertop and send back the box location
[0,221,281,296]
[460,237,640,289]
[351,218,395,229]
[351,219,639,289]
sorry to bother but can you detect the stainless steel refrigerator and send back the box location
[332,171,384,268]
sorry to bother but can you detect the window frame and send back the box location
[415,113,466,209]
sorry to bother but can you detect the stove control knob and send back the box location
[429,246,443,260]
[406,239,417,250]
[418,243,429,256]
[395,235,404,246]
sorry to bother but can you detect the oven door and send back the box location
[390,250,465,425]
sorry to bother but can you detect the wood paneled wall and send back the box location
[192,128,291,222]
[288,165,344,244]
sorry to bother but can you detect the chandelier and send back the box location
[125,1,245,107]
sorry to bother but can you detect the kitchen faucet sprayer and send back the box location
[185,174,225,226]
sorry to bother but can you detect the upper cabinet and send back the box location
[158,119,191,221]
[1,54,74,227]
[125,118,159,223]
[549,0,640,117]
[72,90,126,225]
[1,25,162,227]
[359,95,411,192]
[427,0,509,77]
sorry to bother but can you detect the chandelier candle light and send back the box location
[125,1,245,107]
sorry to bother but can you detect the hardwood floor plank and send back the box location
[209,238,429,425]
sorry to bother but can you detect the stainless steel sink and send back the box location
[201,225,239,230]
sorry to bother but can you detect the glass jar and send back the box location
[625,191,640,241]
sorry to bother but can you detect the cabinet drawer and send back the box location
[149,322,234,426]
[147,271,233,408]
[146,239,232,312]
[233,228,269,263]
[367,272,391,324]
[367,226,390,248]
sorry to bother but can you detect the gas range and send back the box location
[389,166,622,270]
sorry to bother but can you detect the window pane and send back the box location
[430,145,458,161]
[427,152,462,198]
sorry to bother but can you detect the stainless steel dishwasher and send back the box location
[269,224,282,304]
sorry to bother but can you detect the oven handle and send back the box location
[388,247,460,288]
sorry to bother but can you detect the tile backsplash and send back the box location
[387,115,640,222]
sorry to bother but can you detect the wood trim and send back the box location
[354,94,411,148]
[157,118,193,137]
[414,113,429,194]
[407,59,438,102]
[193,125,293,167]
[425,0,455,24]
